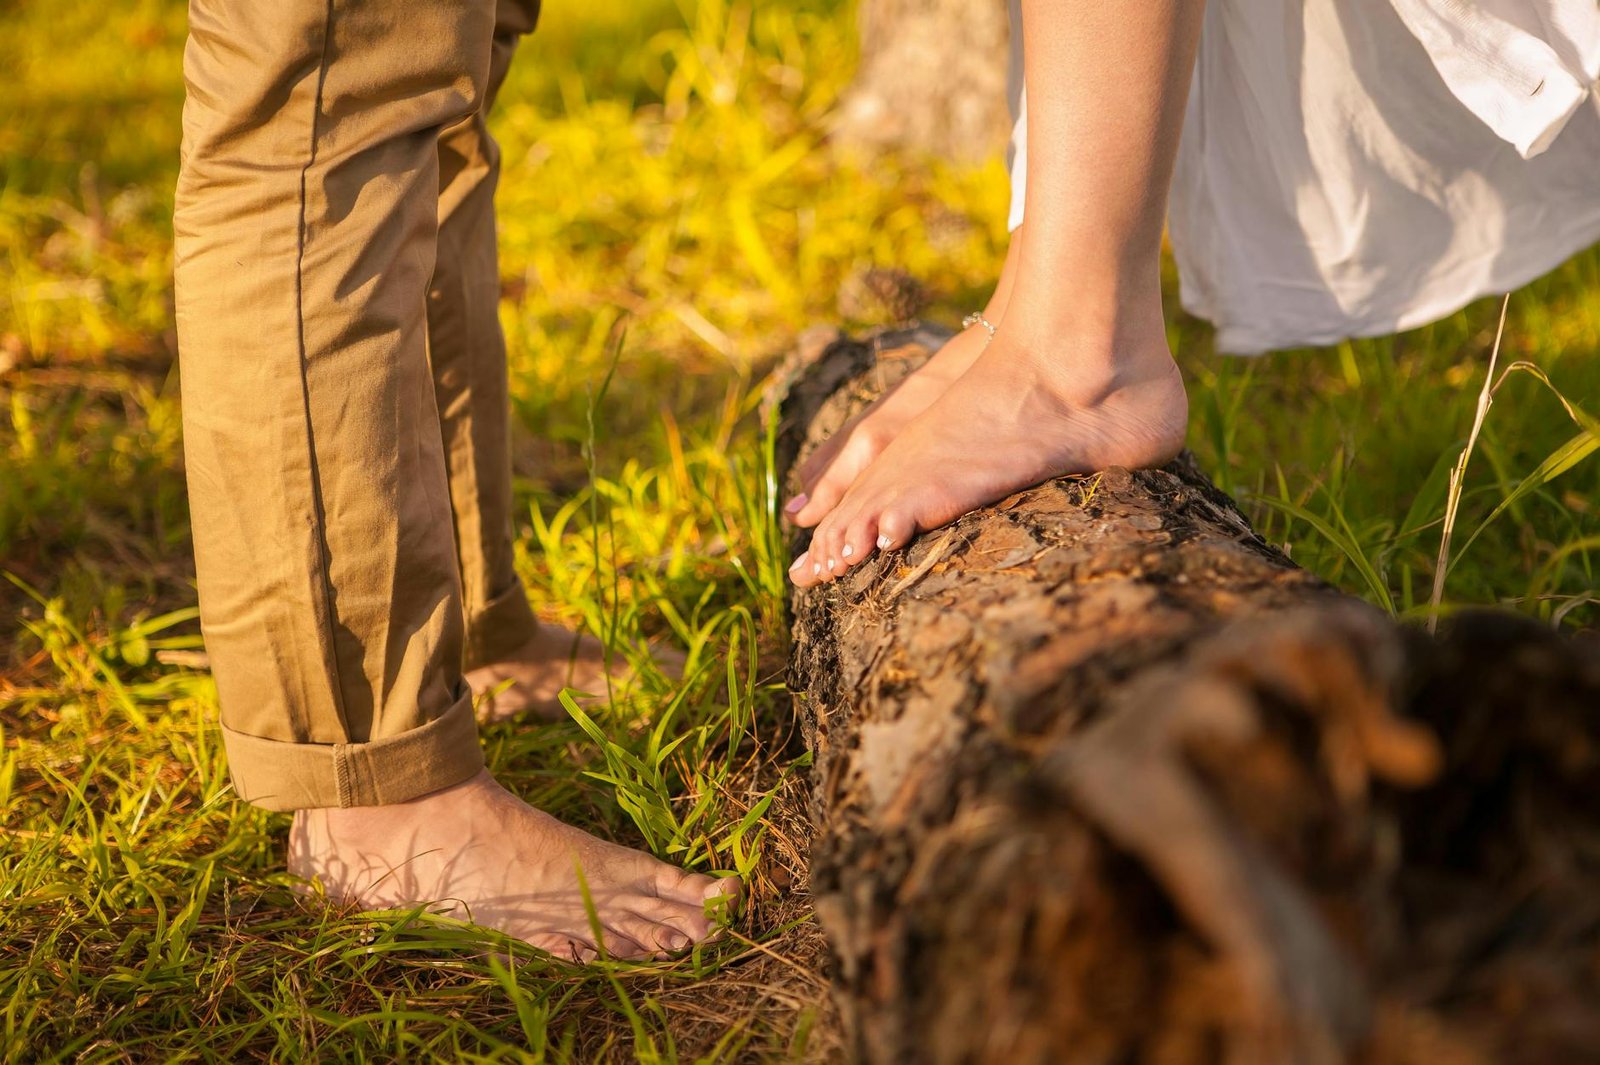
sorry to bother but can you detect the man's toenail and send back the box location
[667,933,689,951]
[841,544,854,558]
[876,535,893,550]
[784,494,808,514]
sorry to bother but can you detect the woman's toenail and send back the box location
[827,558,836,571]
[784,494,808,514]
[812,562,822,575]
[789,552,808,572]
[841,544,854,558]
[876,535,893,550]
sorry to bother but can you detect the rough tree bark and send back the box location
[832,0,1013,162]
[777,327,1600,1065]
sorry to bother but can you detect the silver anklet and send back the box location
[962,312,997,348]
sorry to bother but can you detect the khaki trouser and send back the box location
[174,0,543,811]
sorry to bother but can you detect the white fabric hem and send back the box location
[1198,207,1600,355]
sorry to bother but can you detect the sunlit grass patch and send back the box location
[1,384,821,1059]
[1181,251,1600,627]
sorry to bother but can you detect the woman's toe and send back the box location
[788,550,813,586]
[875,509,916,553]
[789,549,826,588]
[810,521,848,583]
[795,435,844,488]
[839,515,879,569]
[791,472,850,528]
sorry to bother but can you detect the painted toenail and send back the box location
[789,552,808,572]
[812,562,822,575]
[841,544,854,558]
[827,558,836,571]
[784,494,808,514]
[876,535,893,549]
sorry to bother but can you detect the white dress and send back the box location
[1005,0,1600,355]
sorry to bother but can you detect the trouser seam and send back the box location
[334,745,352,808]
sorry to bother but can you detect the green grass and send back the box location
[3,0,1597,1059]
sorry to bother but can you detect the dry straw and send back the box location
[1429,294,1510,633]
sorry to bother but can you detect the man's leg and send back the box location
[791,0,1200,585]
[176,0,732,959]
[428,0,542,675]
[176,0,489,811]
[428,0,661,722]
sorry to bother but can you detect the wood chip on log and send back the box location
[775,326,1600,1065]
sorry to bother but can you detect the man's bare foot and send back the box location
[789,325,1188,587]
[466,623,685,724]
[785,321,992,528]
[288,769,737,963]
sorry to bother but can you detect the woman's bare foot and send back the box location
[466,623,685,724]
[288,769,737,962]
[789,323,1188,587]
[785,239,1025,529]
[785,321,992,528]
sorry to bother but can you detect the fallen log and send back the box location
[776,326,1600,1065]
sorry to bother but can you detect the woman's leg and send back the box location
[792,0,1203,586]
[177,0,731,959]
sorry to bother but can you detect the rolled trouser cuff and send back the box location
[221,689,484,811]
[463,578,542,671]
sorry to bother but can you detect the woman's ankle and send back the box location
[992,298,1176,408]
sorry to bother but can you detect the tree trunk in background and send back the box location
[777,326,1600,1065]
[834,0,1012,161]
